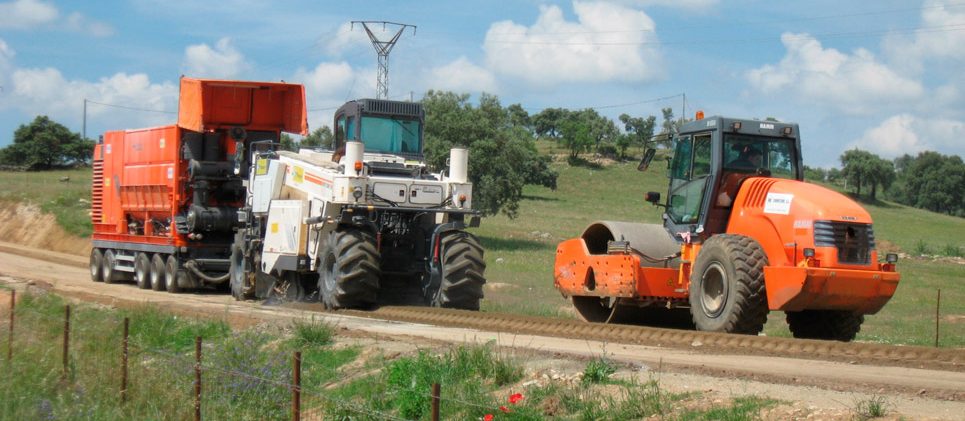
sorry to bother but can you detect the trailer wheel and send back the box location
[689,234,769,334]
[165,255,185,294]
[229,244,254,300]
[318,229,380,309]
[150,254,166,291]
[102,250,120,284]
[786,310,864,342]
[431,231,486,311]
[134,253,151,289]
[90,248,104,282]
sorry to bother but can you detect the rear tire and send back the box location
[431,231,486,310]
[90,248,104,282]
[150,254,166,291]
[689,234,769,334]
[318,229,380,309]
[134,253,151,289]
[786,310,864,342]
[165,255,184,294]
[102,250,119,284]
[229,244,254,300]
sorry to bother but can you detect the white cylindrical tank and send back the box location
[344,141,364,176]
[448,147,468,183]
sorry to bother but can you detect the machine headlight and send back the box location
[353,186,363,200]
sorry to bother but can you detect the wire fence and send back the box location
[0,290,525,421]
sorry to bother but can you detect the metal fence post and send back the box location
[121,317,129,403]
[292,351,301,421]
[6,290,13,362]
[431,383,441,421]
[195,336,202,421]
[62,305,70,380]
[935,289,942,348]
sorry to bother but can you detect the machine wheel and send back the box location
[269,272,309,302]
[150,254,166,291]
[229,244,254,300]
[134,253,152,289]
[165,255,185,294]
[102,250,119,284]
[318,229,380,309]
[689,234,769,334]
[90,248,104,282]
[571,296,616,323]
[431,231,486,310]
[786,310,864,342]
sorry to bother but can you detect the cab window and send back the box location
[723,134,797,179]
[668,133,712,224]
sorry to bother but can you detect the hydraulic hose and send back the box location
[185,261,231,284]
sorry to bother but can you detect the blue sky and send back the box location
[0,0,963,167]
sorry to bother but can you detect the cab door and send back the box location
[665,132,713,237]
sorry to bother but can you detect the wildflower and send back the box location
[508,393,524,404]
[499,405,510,413]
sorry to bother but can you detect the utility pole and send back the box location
[83,98,87,141]
[351,21,416,99]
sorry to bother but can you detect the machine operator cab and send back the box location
[644,115,803,242]
[332,99,426,175]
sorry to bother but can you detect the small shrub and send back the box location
[292,318,334,347]
[913,239,930,256]
[854,394,889,420]
[582,356,617,385]
[942,243,962,257]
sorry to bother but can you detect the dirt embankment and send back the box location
[0,202,89,256]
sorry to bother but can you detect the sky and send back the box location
[0,0,963,168]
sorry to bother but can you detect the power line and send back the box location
[86,99,176,115]
[522,93,684,113]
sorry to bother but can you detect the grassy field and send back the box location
[0,291,782,420]
[1,154,963,348]
[474,156,965,347]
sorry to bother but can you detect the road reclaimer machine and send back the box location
[230,98,486,310]
[90,77,308,293]
[554,113,900,341]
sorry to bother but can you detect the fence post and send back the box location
[935,289,942,348]
[62,305,70,380]
[195,336,202,421]
[431,383,441,421]
[6,290,13,362]
[121,317,129,403]
[292,351,301,421]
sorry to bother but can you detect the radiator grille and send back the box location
[814,220,875,264]
[361,99,423,117]
[91,159,104,224]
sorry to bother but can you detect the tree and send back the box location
[889,151,965,216]
[300,126,334,150]
[559,118,593,158]
[840,148,895,199]
[507,104,531,131]
[279,133,296,152]
[422,91,557,218]
[0,116,93,170]
[618,113,657,158]
[532,108,568,139]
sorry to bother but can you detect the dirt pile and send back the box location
[0,202,89,256]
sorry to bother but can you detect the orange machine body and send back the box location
[92,77,307,254]
[555,177,899,315]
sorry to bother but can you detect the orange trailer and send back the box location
[555,115,900,341]
[89,77,307,292]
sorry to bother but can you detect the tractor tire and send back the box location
[318,229,380,309]
[134,253,151,289]
[229,244,254,301]
[431,231,486,311]
[90,248,104,282]
[102,250,119,284]
[150,254,166,291]
[786,310,864,342]
[165,255,185,294]
[689,234,769,334]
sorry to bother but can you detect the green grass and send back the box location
[473,157,965,347]
[0,168,93,237]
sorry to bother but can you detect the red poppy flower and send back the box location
[483,414,494,421]
[508,393,524,404]
[499,405,510,413]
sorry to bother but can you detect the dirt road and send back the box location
[1,241,963,420]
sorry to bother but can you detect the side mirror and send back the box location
[645,191,661,205]
[637,148,657,171]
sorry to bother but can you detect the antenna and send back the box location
[351,21,416,99]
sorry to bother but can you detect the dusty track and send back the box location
[1,240,964,419]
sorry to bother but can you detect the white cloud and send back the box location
[428,57,497,93]
[883,0,965,74]
[611,0,718,10]
[0,0,57,29]
[291,61,375,131]
[849,114,965,159]
[182,38,249,79]
[746,33,923,115]
[482,1,662,86]
[64,12,114,37]
[324,22,372,56]
[2,67,178,134]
